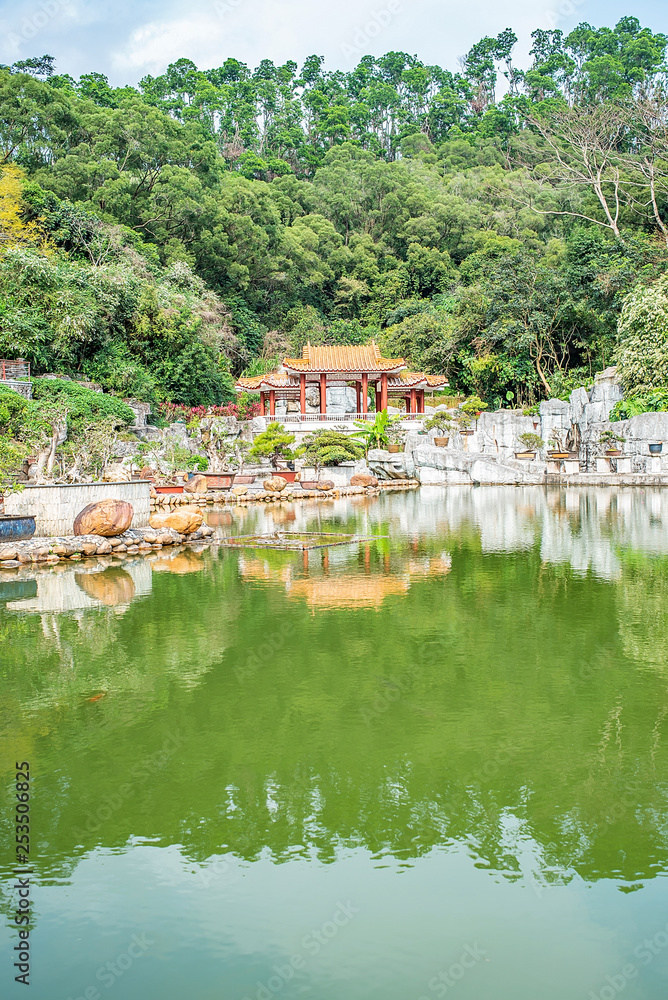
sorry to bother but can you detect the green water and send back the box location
[2,486,668,1000]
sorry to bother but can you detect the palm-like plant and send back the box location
[353,409,401,452]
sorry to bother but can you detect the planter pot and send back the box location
[460,429,474,436]
[434,437,450,447]
[0,514,36,542]
[387,444,402,453]
[204,473,234,489]
[300,480,320,490]
[233,474,256,485]
[154,485,184,494]
[515,451,536,461]
[605,449,622,457]
[547,451,569,460]
[649,443,663,455]
[273,470,298,483]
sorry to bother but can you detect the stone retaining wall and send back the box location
[4,481,151,537]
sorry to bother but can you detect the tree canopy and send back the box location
[1,17,668,408]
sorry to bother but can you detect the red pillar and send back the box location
[410,388,417,414]
[361,373,368,414]
[375,387,381,412]
[260,392,266,416]
[356,381,361,414]
[319,373,327,414]
[381,372,388,412]
[418,390,424,414]
[300,374,306,415]
[269,390,276,416]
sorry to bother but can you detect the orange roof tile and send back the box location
[283,341,405,374]
[388,371,449,388]
[236,373,294,390]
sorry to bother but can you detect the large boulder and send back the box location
[139,466,155,479]
[264,476,288,492]
[350,473,379,488]
[149,506,204,534]
[317,479,335,491]
[183,473,208,494]
[102,464,130,482]
[73,499,134,537]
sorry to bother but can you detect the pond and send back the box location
[1,486,668,1000]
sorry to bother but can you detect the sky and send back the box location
[0,0,666,84]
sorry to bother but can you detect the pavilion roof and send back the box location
[236,373,293,390]
[388,371,450,388]
[283,341,405,374]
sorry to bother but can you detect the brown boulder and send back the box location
[73,499,134,537]
[139,466,155,479]
[264,476,288,492]
[149,506,204,534]
[317,480,335,491]
[184,474,208,494]
[350,473,379,488]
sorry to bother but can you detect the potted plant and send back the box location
[649,443,663,455]
[547,431,569,459]
[424,413,453,446]
[386,421,405,453]
[230,441,255,484]
[297,430,365,488]
[461,395,488,419]
[248,422,297,472]
[455,411,474,436]
[599,430,625,457]
[515,432,544,460]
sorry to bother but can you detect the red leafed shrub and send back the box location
[158,395,260,423]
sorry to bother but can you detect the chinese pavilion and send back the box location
[234,342,448,417]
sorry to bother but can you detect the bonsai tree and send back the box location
[548,430,567,453]
[461,395,488,416]
[517,432,544,453]
[454,410,472,430]
[230,439,250,473]
[424,413,453,435]
[298,430,364,475]
[248,422,297,469]
[599,430,625,452]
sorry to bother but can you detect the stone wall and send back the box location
[5,481,151,537]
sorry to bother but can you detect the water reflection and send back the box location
[1,486,667,890]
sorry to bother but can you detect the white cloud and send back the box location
[111,0,563,79]
[0,0,658,83]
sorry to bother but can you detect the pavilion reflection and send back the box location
[237,541,452,610]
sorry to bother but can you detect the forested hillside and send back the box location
[1,17,668,408]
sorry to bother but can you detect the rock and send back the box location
[0,545,17,561]
[0,559,20,567]
[149,506,204,534]
[73,499,134,537]
[317,480,335,491]
[102,464,131,482]
[96,540,113,555]
[81,542,99,556]
[232,485,248,496]
[184,474,208,494]
[139,466,155,479]
[264,476,288,492]
[350,474,379,488]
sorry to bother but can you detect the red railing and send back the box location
[0,359,30,382]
